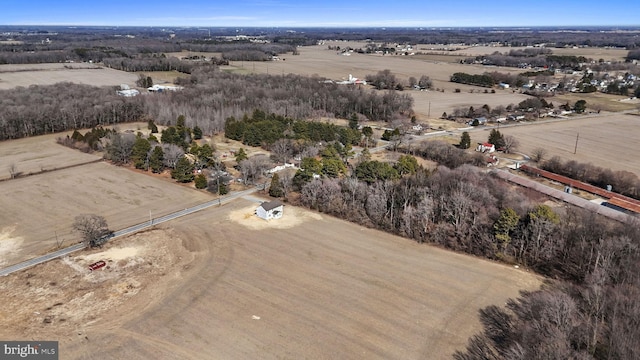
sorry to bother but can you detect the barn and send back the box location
[256,200,284,220]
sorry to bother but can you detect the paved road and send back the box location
[0,187,257,277]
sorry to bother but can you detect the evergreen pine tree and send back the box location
[268,173,284,197]
[149,146,164,173]
[171,156,195,183]
[459,131,471,149]
[194,174,208,189]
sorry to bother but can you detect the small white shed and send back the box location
[256,200,284,220]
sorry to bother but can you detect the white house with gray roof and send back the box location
[256,200,284,220]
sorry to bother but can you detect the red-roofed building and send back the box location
[476,142,495,153]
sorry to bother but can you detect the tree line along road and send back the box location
[0,187,257,277]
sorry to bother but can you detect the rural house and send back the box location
[470,117,487,126]
[476,142,495,153]
[256,200,284,220]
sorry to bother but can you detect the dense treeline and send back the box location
[3,26,640,58]
[365,69,400,90]
[466,52,588,69]
[0,67,412,142]
[414,140,485,168]
[289,151,640,359]
[293,158,599,273]
[4,27,640,69]
[626,49,640,61]
[287,27,640,48]
[224,110,361,147]
[146,68,413,134]
[60,118,217,185]
[484,71,529,87]
[542,156,640,200]
[450,72,495,87]
[0,34,295,65]
[455,213,640,359]
[0,50,71,64]
[102,56,198,73]
[0,84,144,140]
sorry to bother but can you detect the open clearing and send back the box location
[554,92,639,112]
[0,63,138,89]
[0,199,541,359]
[0,132,101,180]
[469,113,640,176]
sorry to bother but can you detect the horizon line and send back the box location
[2,24,640,29]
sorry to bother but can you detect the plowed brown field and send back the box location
[470,113,640,176]
[0,63,138,89]
[0,199,541,359]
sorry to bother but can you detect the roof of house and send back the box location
[260,200,284,211]
[482,142,494,148]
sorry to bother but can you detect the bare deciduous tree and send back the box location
[502,135,520,154]
[72,214,111,248]
[105,132,136,164]
[239,155,271,185]
[270,138,294,164]
[300,178,322,210]
[162,143,185,169]
[530,147,547,163]
[279,170,294,200]
[8,163,18,179]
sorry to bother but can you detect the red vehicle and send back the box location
[88,260,106,271]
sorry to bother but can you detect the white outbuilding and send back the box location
[256,200,284,220]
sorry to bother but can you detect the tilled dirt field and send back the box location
[0,63,138,89]
[0,132,101,181]
[0,199,541,359]
[0,161,214,267]
[470,113,640,176]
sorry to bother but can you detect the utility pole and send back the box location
[574,132,579,154]
[428,102,431,118]
[149,210,152,225]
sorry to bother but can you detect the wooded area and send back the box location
[0,84,144,140]
[290,160,639,360]
[0,65,413,141]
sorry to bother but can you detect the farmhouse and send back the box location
[476,142,495,153]
[256,200,284,220]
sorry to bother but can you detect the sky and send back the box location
[2,0,639,28]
